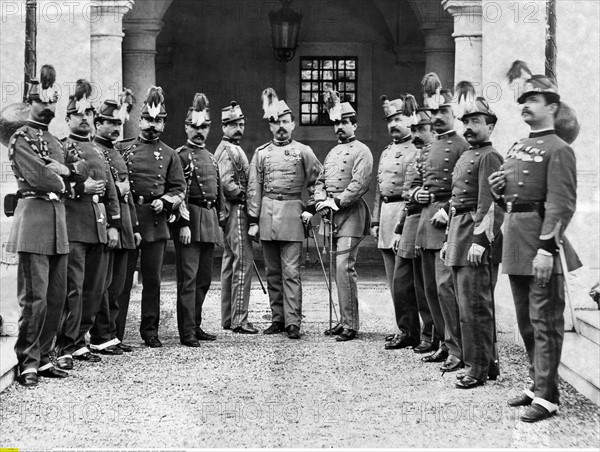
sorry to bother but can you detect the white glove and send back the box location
[301,211,313,225]
[316,198,339,213]
[440,242,448,263]
[467,243,486,267]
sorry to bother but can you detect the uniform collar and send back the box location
[69,133,92,142]
[138,135,160,144]
[529,129,555,139]
[187,139,206,149]
[26,119,49,131]
[272,138,292,147]
[94,135,114,148]
[338,136,356,144]
[222,136,240,145]
[392,134,411,144]
[436,130,456,139]
[471,141,492,149]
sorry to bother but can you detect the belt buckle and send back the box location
[506,201,512,213]
[383,196,389,203]
[206,201,213,209]
[124,194,128,203]
[92,194,99,204]
[137,195,144,205]
[48,192,59,201]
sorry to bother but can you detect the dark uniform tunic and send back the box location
[117,136,186,341]
[413,130,469,359]
[314,136,373,332]
[498,129,581,405]
[215,137,254,330]
[55,133,121,359]
[371,135,419,341]
[172,140,224,340]
[89,135,140,349]
[247,139,321,328]
[8,121,88,374]
[445,142,504,381]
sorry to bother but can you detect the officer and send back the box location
[371,94,420,349]
[55,79,121,370]
[117,87,186,348]
[395,108,438,354]
[247,88,322,340]
[413,73,469,372]
[89,93,141,354]
[442,86,504,389]
[172,93,224,346]
[215,101,257,334]
[315,91,373,342]
[8,66,88,385]
[489,73,581,422]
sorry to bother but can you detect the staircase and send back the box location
[559,309,600,405]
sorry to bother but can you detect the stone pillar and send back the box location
[89,0,133,103]
[420,21,456,89]
[443,0,483,93]
[122,19,164,138]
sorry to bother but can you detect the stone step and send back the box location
[575,309,600,346]
[0,336,17,392]
[559,332,600,405]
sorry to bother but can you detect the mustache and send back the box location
[412,137,424,145]
[522,108,532,115]
[277,128,287,134]
[433,119,445,126]
[390,127,402,133]
[233,131,242,136]
[464,130,475,136]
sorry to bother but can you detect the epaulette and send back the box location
[255,142,270,152]
[175,146,185,154]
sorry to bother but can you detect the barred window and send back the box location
[299,57,358,126]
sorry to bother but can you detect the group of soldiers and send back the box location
[8,61,579,424]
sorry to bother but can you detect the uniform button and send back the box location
[537,140,544,144]
[447,141,452,144]
[341,169,344,172]
[338,178,342,181]
[378,170,382,173]
[462,190,467,193]
[132,145,137,148]
[445,148,450,152]
[154,183,158,186]
[129,171,133,174]
[159,147,163,151]
[159,165,163,168]
[465,180,469,184]
[394,171,398,174]
[518,182,524,186]
[470,161,475,165]
[460,199,465,203]
[157,175,161,178]
[150,191,154,195]
[467,170,472,174]
[444,158,449,162]
[154,221,158,226]
[443,178,447,181]
[523,170,530,175]
[199,183,203,186]
[443,169,449,172]
[475,152,480,156]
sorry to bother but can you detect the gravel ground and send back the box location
[1,264,599,449]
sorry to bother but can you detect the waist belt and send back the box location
[76,194,104,204]
[451,205,477,216]
[188,198,216,209]
[503,201,545,216]
[19,189,66,202]
[382,194,404,203]
[135,195,159,205]
[405,204,422,216]
[265,192,302,201]
[429,193,451,203]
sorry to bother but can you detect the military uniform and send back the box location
[173,135,224,341]
[500,129,580,406]
[8,116,88,379]
[373,95,423,346]
[215,110,254,330]
[315,134,373,333]
[446,132,504,382]
[89,105,140,353]
[397,143,435,348]
[414,129,469,360]
[54,130,121,361]
[247,137,321,329]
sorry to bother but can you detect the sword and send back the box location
[307,224,339,322]
[253,261,267,294]
[558,243,580,335]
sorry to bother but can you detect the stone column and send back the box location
[443,0,483,93]
[420,21,456,89]
[122,19,164,138]
[89,0,133,103]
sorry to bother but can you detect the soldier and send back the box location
[117,87,186,348]
[315,91,373,342]
[413,73,469,372]
[172,93,224,346]
[8,66,88,385]
[88,93,141,354]
[247,88,322,340]
[394,108,438,355]
[55,79,121,370]
[215,101,257,334]
[442,85,504,389]
[370,94,420,350]
[489,70,581,422]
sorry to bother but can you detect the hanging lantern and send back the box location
[269,0,302,62]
